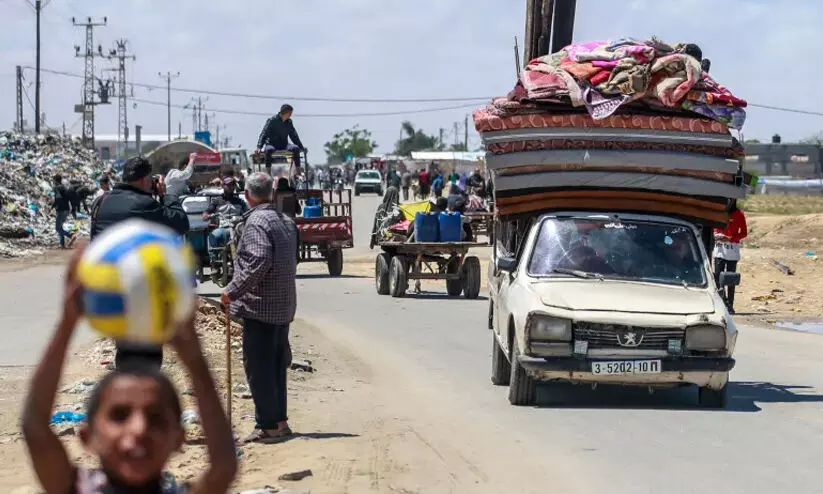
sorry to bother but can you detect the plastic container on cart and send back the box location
[303,204,322,218]
[415,212,440,242]
[438,212,462,242]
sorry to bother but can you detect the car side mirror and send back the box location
[496,255,517,273]
[719,272,741,287]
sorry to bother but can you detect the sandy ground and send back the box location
[1,302,515,493]
[2,212,822,492]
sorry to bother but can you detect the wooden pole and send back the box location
[224,304,232,425]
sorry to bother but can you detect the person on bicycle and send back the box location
[203,176,248,262]
[256,104,306,174]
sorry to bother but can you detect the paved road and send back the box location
[288,193,823,493]
[0,263,93,367]
[5,193,823,492]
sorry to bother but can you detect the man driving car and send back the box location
[203,176,248,262]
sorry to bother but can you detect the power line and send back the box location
[28,66,491,103]
[22,66,823,117]
[130,97,482,118]
[22,84,36,113]
[747,103,823,118]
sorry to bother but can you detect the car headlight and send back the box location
[685,325,726,351]
[526,314,571,342]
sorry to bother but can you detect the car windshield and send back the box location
[527,217,707,287]
[359,171,380,180]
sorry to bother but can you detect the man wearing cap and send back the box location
[91,156,190,370]
[203,176,248,263]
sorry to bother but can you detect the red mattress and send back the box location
[473,108,730,135]
[487,139,743,159]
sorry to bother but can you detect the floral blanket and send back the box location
[513,37,747,129]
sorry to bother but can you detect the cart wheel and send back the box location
[462,256,481,300]
[389,256,408,298]
[446,257,463,297]
[375,253,391,295]
[327,248,344,277]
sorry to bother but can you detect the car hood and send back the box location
[533,280,715,315]
[356,178,382,183]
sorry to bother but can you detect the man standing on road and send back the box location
[91,156,190,370]
[221,172,298,444]
[256,104,306,174]
[400,169,412,202]
[52,175,75,249]
[418,167,431,199]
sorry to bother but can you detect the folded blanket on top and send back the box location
[510,37,747,129]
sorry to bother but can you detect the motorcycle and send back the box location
[209,216,245,288]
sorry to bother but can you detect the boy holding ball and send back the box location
[21,245,237,493]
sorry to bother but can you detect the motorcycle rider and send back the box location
[256,104,306,174]
[203,176,248,263]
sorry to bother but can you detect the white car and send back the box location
[489,212,738,408]
[354,170,383,196]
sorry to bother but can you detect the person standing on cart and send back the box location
[256,104,306,175]
[203,176,248,264]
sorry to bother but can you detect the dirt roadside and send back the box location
[0,303,567,494]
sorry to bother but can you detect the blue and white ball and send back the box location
[77,219,196,344]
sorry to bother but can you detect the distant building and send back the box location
[743,142,822,178]
[93,134,191,160]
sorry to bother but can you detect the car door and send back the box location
[493,220,517,341]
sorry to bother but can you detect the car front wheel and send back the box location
[508,341,536,406]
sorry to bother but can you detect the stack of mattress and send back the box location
[474,38,749,226]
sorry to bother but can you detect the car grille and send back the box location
[573,322,684,350]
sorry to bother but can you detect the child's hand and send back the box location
[61,242,87,325]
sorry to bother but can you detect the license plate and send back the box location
[591,360,661,375]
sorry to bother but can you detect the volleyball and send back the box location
[77,219,196,344]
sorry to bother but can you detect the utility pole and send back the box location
[464,114,469,151]
[158,71,180,141]
[34,0,53,134]
[106,39,136,159]
[16,66,24,133]
[439,128,444,150]
[73,16,107,148]
[215,124,226,150]
[453,122,459,148]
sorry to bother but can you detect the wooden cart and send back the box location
[375,241,486,299]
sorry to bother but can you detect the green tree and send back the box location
[743,138,761,144]
[324,126,378,162]
[800,132,823,145]
[394,121,439,156]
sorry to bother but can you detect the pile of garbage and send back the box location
[0,131,106,257]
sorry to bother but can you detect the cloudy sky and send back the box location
[2,0,822,158]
